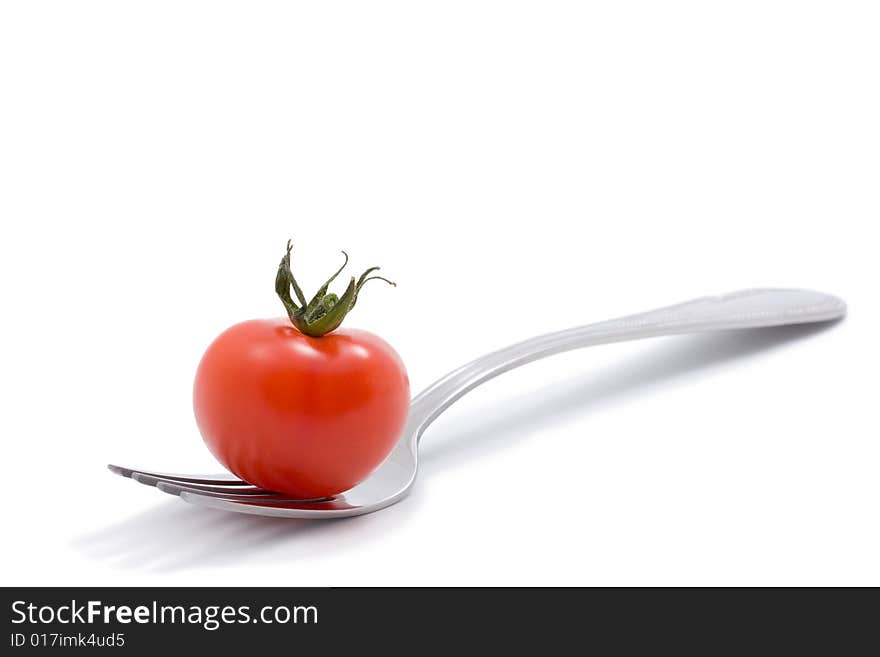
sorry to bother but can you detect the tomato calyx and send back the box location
[275,240,396,337]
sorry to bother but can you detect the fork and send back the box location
[109,288,846,518]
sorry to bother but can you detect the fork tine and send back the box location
[179,491,354,517]
[107,464,251,486]
[155,480,332,504]
[131,473,276,495]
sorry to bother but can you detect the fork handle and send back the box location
[407,288,845,434]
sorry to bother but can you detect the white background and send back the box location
[1,2,877,586]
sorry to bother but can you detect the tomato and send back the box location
[192,241,409,498]
[193,320,409,498]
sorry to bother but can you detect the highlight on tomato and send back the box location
[193,241,410,498]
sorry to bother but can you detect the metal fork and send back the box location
[110,288,846,518]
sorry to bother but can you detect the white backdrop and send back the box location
[1,1,877,586]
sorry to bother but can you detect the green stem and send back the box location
[275,241,396,337]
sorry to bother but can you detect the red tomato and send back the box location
[193,319,409,498]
